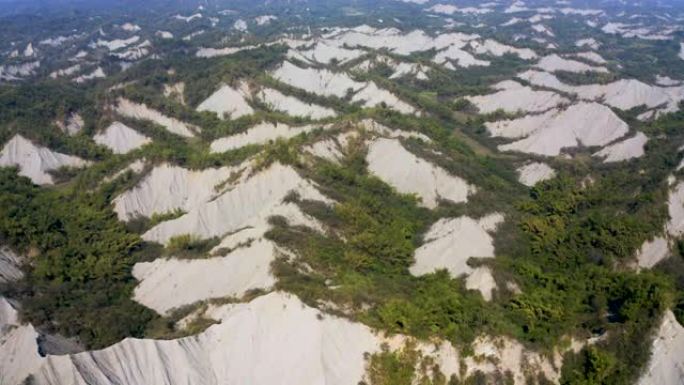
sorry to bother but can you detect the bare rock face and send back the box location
[2,292,383,385]
[518,70,684,116]
[115,98,198,138]
[288,41,365,65]
[638,311,684,385]
[255,87,336,119]
[635,237,670,270]
[0,247,23,284]
[667,181,684,237]
[141,163,329,245]
[94,121,152,154]
[0,298,44,385]
[366,138,475,208]
[210,122,331,153]
[272,61,364,98]
[634,181,684,269]
[196,84,254,119]
[465,267,497,301]
[516,162,556,187]
[535,54,608,73]
[1,290,572,385]
[410,214,503,277]
[466,80,568,114]
[132,239,278,315]
[271,62,417,114]
[56,113,84,136]
[113,161,330,314]
[593,132,648,163]
[113,163,239,221]
[73,67,106,83]
[0,134,90,185]
[488,103,629,156]
[0,61,40,81]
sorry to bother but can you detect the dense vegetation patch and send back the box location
[0,168,157,348]
[362,342,450,385]
[267,135,676,383]
[0,3,683,381]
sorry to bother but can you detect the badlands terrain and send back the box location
[1,0,684,384]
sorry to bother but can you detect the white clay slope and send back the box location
[142,163,329,245]
[74,67,106,83]
[366,138,474,208]
[96,36,139,51]
[656,76,681,87]
[637,181,684,269]
[410,214,503,277]
[57,113,84,136]
[322,26,438,56]
[0,61,40,81]
[305,120,430,164]
[49,64,82,79]
[103,159,146,184]
[256,88,337,119]
[360,119,431,142]
[210,122,329,153]
[466,80,568,114]
[464,333,567,384]
[0,134,89,185]
[2,290,569,385]
[4,292,383,385]
[574,80,684,113]
[196,45,261,58]
[638,310,684,385]
[134,197,326,315]
[433,45,490,68]
[272,62,416,114]
[535,54,608,73]
[115,98,197,138]
[593,132,648,162]
[197,84,254,119]
[573,51,607,65]
[518,70,684,114]
[306,139,345,163]
[164,82,186,104]
[666,181,684,237]
[636,237,670,270]
[156,31,173,39]
[576,38,600,50]
[290,41,364,65]
[319,27,536,70]
[133,239,277,314]
[255,15,277,25]
[272,61,365,98]
[233,19,247,32]
[0,298,44,385]
[516,162,556,187]
[427,4,493,15]
[487,103,629,156]
[470,39,538,60]
[389,62,429,80]
[94,121,152,154]
[352,82,417,114]
[0,247,22,284]
[113,164,238,221]
[465,267,497,301]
